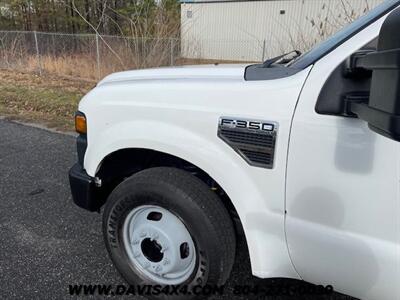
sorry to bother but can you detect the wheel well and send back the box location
[96,148,243,235]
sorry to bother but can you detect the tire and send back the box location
[102,167,236,299]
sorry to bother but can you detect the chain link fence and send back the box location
[181,39,272,62]
[0,31,266,81]
[0,1,380,82]
[0,31,184,81]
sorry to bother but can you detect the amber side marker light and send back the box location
[75,112,87,134]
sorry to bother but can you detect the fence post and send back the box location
[33,31,42,76]
[95,33,101,80]
[170,39,175,66]
[261,39,267,61]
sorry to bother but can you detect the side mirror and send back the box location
[343,49,374,78]
[347,7,400,141]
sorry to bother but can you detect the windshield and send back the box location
[290,0,400,69]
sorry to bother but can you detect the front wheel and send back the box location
[102,167,236,299]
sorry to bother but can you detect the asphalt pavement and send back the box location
[0,119,355,299]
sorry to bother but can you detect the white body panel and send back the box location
[286,14,400,300]
[80,65,312,279]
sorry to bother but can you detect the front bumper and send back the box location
[69,163,103,212]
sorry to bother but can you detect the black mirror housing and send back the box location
[349,7,400,141]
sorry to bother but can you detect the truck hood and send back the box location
[97,64,247,86]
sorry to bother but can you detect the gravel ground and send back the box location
[0,119,355,300]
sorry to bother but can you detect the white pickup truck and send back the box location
[69,1,400,299]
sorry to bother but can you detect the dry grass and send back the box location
[23,52,175,81]
[0,32,248,82]
[39,55,98,81]
[22,54,100,81]
[19,54,248,82]
[0,69,93,131]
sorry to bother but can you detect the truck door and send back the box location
[286,7,400,300]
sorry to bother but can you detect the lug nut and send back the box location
[163,259,170,266]
[155,266,163,273]
[139,231,147,237]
